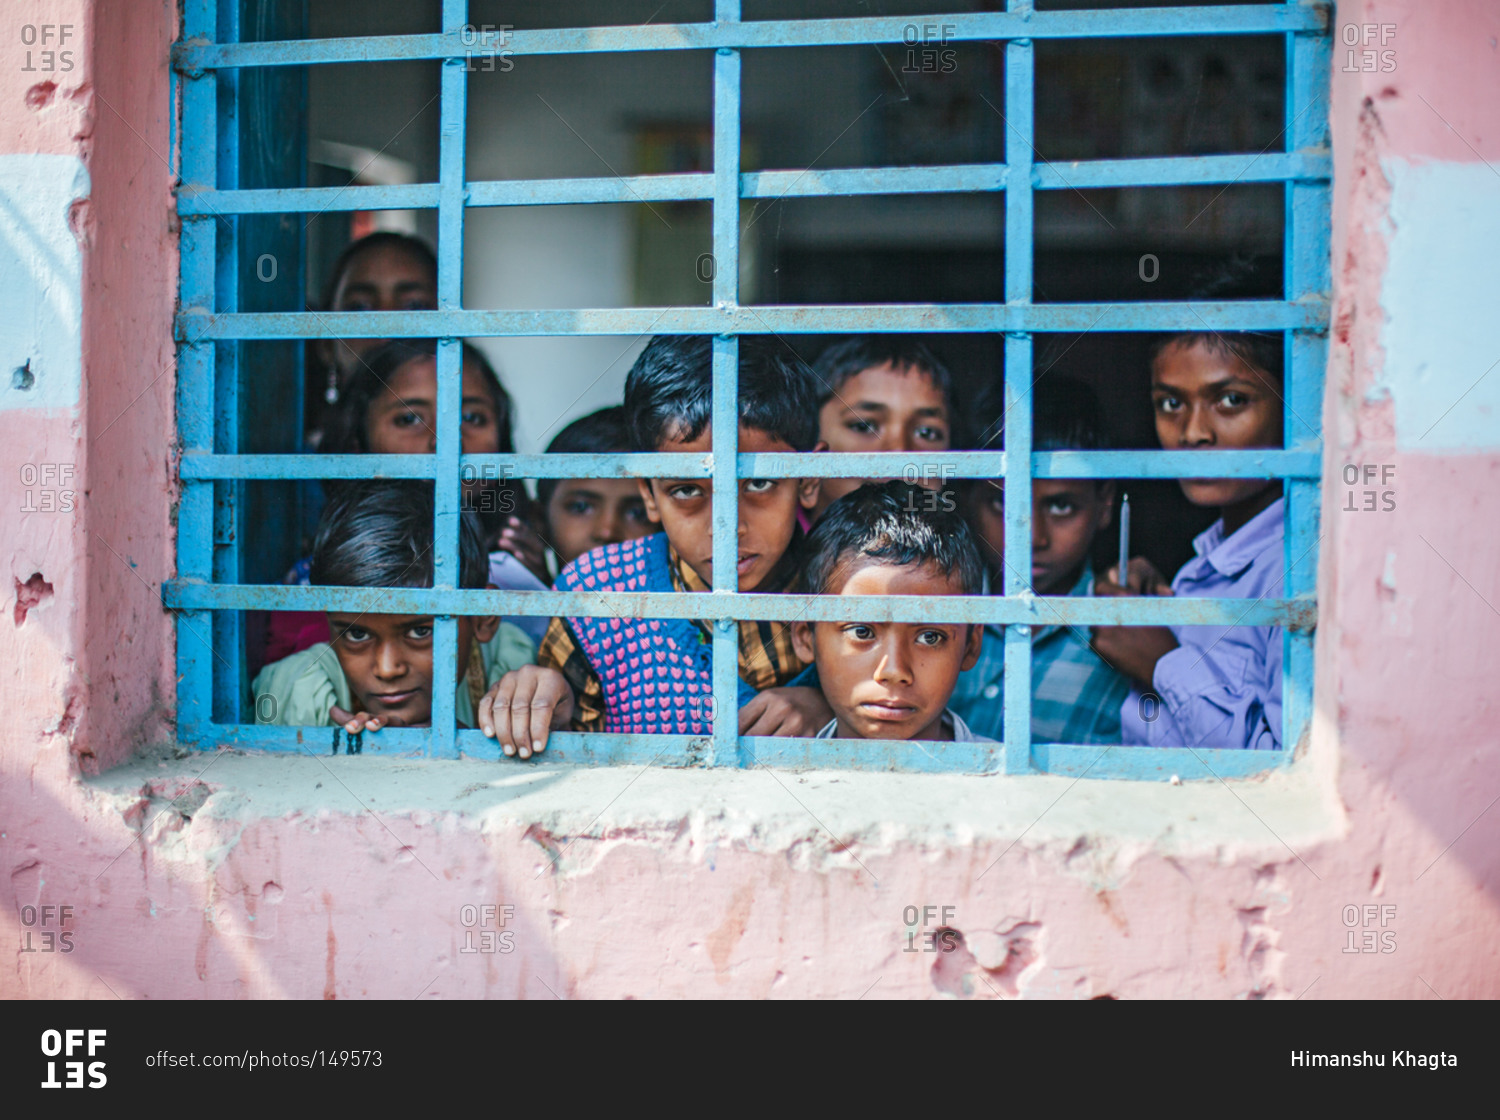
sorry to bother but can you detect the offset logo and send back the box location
[902,904,960,953]
[40,1029,106,1089]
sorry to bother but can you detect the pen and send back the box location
[1117,491,1130,589]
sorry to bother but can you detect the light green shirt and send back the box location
[251,623,536,728]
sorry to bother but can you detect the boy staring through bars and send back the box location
[809,335,959,522]
[1092,327,1286,751]
[252,481,536,732]
[790,481,989,743]
[479,335,833,758]
[953,375,1132,744]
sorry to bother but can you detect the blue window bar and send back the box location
[166,1,1330,779]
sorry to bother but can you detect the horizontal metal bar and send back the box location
[464,730,1003,773]
[177,152,1331,216]
[176,448,1319,482]
[177,300,1329,340]
[1035,448,1320,480]
[1033,151,1330,190]
[469,173,705,208]
[741,449,1320,480]
[181,722,435,753]
[1031,743,1287,779]
[172,728,1282,779]
[746,164,1006,198]
[178,182,440,216]
[179,454,433,481]
[178,720,708,761]
[174,7,1324,70]
[179,451,715,480]
[164,580,1317,630]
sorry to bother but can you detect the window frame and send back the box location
[167,0,1330,779]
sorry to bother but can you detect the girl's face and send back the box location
[365,355,503,457]
[544,478,656,569]
[1151,338,1284,509]
[323,244,438,380]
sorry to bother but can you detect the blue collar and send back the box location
[1192,497,1285,580]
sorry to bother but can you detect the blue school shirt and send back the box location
[1119,497,1284,751]
[949,567,1131,745]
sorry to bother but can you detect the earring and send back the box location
[324,367,340,405]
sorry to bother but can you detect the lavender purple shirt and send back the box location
[1120,498,1284,751]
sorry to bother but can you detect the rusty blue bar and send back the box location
[174,151,1330,216]
[163,580,1315,630]
[178,448,1321,481]
[172,724,1291,781]
[1281,24,1331,760]
[174,6,1324,70]
[176,300,1328,340]
[425,0,471,759]
[176,0,217,743]
[709,5,742,769]
[1001,14,1035,775]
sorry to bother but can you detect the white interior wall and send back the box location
[459,47,711,451]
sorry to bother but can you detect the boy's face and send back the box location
[816,362,952,513]
[326,611,498,727]
[639,424,820,592]
[545,478,656,569]
[969,478,1115,596]
[791,561,982,741]
[1152,339,1284,509]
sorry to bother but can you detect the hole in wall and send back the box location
[14,572,53,626]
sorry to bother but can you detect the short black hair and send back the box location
[538,405,633,511]
[624,335,820,453]
[1150,255,1283,382]
[973,374,1111,452]
[811,335,957,416]
[804,480,983,597]
[310,481,489,591]
[318,231,438,312]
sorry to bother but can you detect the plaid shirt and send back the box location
[949,568,1131,745]
[538,543,806,733]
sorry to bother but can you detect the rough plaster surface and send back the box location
[3,0,1500,999]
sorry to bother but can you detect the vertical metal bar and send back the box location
[211,0,242,725]
[1001,14,1034,775]
[710,3,742,768]
[177,0,218,742]
[430,0,470,758]
[1282,24,1330,757]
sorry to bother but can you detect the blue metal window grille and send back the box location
[166,1,1330,779]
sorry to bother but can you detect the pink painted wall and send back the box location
[3,0,1498,999]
